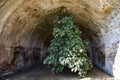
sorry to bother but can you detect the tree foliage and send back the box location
[43,13,92,77]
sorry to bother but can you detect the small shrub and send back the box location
[44,13,92,77]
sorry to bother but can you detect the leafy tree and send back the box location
[43,13,92,77]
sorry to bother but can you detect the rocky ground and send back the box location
[0,65,115,80]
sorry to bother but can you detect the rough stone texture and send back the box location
[0,0,120,78]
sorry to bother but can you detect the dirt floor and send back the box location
[1,65,115,80]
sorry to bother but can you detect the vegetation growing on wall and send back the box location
[43,13,92,77]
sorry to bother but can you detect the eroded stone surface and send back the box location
[0,0,119,78]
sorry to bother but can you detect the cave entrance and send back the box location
[1,7,108,79]
[0,0,118,78]
[10,10,104,72]
[4,11,108,79]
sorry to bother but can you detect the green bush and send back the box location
[43,13,92,77]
